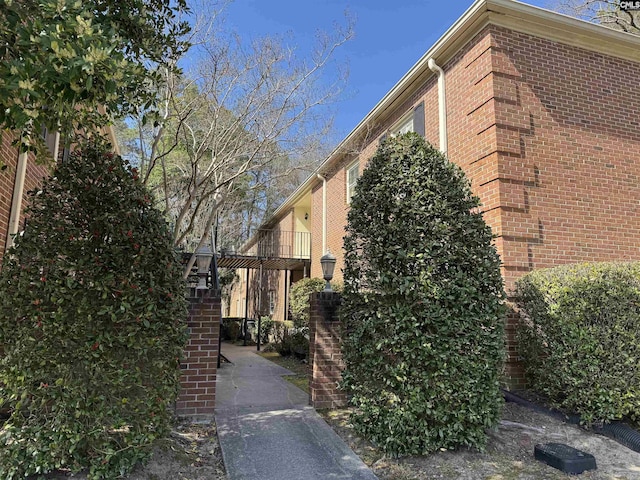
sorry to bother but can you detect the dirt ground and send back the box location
[28,401,640,480]
[33,421,226,480]
[321,402,640,480]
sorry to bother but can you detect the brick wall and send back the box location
[444,27,529,385]
[176,289,221,418]
[311,166,348,280]
[308,291,347,409]
[307,25,640,388]
[439,25,640,385]
[490,26,640,287]
[246,21,640,389]
[0,132,16,252]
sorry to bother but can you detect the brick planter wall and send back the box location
[176,288,221,418]
[308,291,347,409]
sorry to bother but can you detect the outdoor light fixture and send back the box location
[320,251,336,292]
[195,245,214,289]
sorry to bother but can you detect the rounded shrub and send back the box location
[289,277,342,331]
[276,331,309,359]
[0,141,188,479]
[340,133,506,456]
[515,262,640,425]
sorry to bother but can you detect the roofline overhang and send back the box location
[259,0,640,232]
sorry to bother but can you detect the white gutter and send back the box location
[316,174,327,254]
[255,0,640,232]
[427,58,448,155]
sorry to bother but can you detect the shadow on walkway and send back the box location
[215,342,378,480]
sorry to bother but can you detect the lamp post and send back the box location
[195,245,214,290]
[320,251,336,292]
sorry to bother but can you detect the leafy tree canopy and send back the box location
[0,0,190,157]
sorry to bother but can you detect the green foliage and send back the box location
[272,321,292,345]
[221,318,242,342]
[340,133,506,456]
[515,262,640,425]
[289,277,343,330]
[0,0,190,157]
[0,141,188,479]
[251,316,274,345]
[276,331,310,360]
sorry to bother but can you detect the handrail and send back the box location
[220,229,311,260]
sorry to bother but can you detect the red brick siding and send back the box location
[443,25,640,385]
[489,26,640,291]
[0,132,17,252]
[310,164,350,280]
[253,23,640,387]
[308,291,347,409]
[309,25,640,387]
[177,290,220,418]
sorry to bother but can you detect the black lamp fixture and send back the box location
[304,212,309,220]
[195,245,214,289]
[320,251,336,292]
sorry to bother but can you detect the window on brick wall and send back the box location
[392,114,414,136]
[40,124,60,158]
[268,290,276,315]
[387,102,426,139]
[346,160,359,204]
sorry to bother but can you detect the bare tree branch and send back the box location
[118,4,354,275]
[553,0,640,34]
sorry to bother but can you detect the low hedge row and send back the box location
[515,262,640,425]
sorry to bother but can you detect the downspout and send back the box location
[6,150,28,251]
[427,58,448,156]
[316,174,327,255]
[6,131,60,252]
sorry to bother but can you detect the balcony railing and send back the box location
[224,229,311,260]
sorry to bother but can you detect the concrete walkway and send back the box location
[215,342,378,480]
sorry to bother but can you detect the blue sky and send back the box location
[222,0,552,142]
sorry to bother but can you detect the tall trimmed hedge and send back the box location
[0,142,187,479]
[340,133,506,456]
[515,262,640,425]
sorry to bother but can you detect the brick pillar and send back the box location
[309,291,347,409]
[176,288,221,419]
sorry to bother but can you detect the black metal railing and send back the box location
[221,230,311,260]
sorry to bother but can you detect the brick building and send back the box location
[225,0,640,383]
